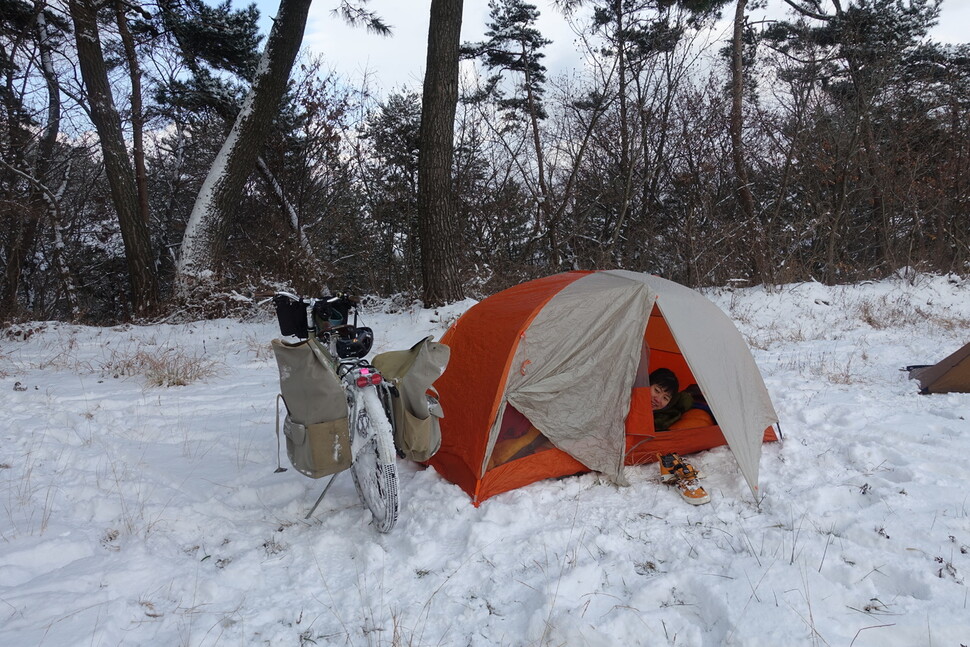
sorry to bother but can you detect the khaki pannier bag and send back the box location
[272,338,351,478]
[373,336,450,462]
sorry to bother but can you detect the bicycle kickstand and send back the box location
[305,473,339,520]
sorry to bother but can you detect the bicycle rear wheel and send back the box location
[350,386,400,532]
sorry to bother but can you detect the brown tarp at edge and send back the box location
[909,342,970,393]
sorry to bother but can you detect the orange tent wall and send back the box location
[429,272,591,503]
[646,304,696,388]
[473,443,588,503]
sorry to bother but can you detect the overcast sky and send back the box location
[254,0,970,93]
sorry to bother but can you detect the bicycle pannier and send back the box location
[272,339,351,478]
[373,336,450,462]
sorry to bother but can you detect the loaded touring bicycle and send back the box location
[270,293,449,532]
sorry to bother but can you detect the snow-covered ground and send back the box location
[2,273,969,646]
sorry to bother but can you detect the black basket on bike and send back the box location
[273,295,309,338]
[309,296,373,359]
[334,326,374,359]
[312,299,351,328]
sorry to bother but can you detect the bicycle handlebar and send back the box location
[271,291,358,307]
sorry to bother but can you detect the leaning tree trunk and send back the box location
[255,155,326,289]
[70,0,159,317]
[417,0,466,307]
[176,0,312,291]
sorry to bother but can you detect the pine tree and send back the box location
[464,0,552,120]
[762,0,943,282]
[417,0,466,306]
[464,0,558,265]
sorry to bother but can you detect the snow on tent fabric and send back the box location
[428,270,780,505]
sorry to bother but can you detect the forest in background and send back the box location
[2,0,969,324]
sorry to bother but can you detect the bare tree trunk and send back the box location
[729,0,762,281]
[603,0,633,267]
[70,0,159,316]
[0,204,39,317]
[37,5,79,318]
[521,41,558,268]
[2,2,68,317]
[1,159,81,318]
[176,0,312,290]
[114,0,151,229]
[1,94,38,314]
[417,0,466,307]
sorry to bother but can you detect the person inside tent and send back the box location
[649,368,678,410]
[489,369,714,471]
[649,369,719,432]
[650,368,693,431]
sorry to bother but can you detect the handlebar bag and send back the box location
[272,339,351,478]
[373,336,450,462]
[272,295,309,338]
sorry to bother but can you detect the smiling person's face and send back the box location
[650,384,673,410]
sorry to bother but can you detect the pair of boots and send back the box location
[657,453,710,505]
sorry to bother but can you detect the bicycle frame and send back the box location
[305,331,397,437]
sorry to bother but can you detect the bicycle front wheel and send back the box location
[350,386,400,533]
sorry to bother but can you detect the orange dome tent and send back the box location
[428,270,779,505]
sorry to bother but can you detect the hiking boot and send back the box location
[675,477,711,505]
[658,453,711,505]
[657,453,701,482]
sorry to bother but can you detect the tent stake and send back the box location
[305,474,338,520]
